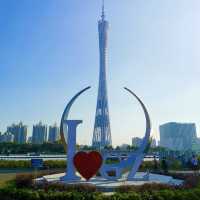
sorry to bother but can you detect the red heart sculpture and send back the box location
[73,151,103,180]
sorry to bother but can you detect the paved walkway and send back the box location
[169,170,200,174]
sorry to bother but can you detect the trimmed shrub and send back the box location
[183,175,200,188]
[111,192,142,200]
[0,160,66,169]
[0,160,31,168]
[157,190,175,200]
[1,187,200,200]
[15,174,34,188]
[116,183,174,193]
[44,160,66,169]
[39,182,97,193]
[170,160,182,170]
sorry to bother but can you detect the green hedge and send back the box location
[1,188,200,200]
[0,159,188,171]
[3,173,200,200]
[0,143,65,154]
[44,160,66,169]
[0,160,31,168]
[2,173,200,200]
[0,160,66,169]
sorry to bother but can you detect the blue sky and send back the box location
[0,0,200,146]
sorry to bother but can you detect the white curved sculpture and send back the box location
[60,86,91,181]
[100,87,151,180]
[60,87,151,182]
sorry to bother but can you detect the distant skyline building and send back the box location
[92,1,112,149]
[0,132,14,143]
[32,122,47,144]
[7,122,27,144]
[48,123,60,143]
[159,122,197,151]
[192,138,200,152]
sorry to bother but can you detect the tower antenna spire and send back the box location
[101,0,105,20]
[93,0,111,149]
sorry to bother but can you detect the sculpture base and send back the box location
[60,174,81,182]
[36,172,183,192]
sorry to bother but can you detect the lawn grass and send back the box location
[0,173,16,187]
[0,168,65,187]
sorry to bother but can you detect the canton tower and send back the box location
[92,1,112,149]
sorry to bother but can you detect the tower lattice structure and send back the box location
[92,2,112,149]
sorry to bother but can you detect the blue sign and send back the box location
[31,159,43,169]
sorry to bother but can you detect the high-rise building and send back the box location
[92,2,112,149]
[159,122,197,151]
[192,138,200,152]
[0,132,14,143]
[32,122,47,144]
[48,123,60,143]
[7,122,27,144]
